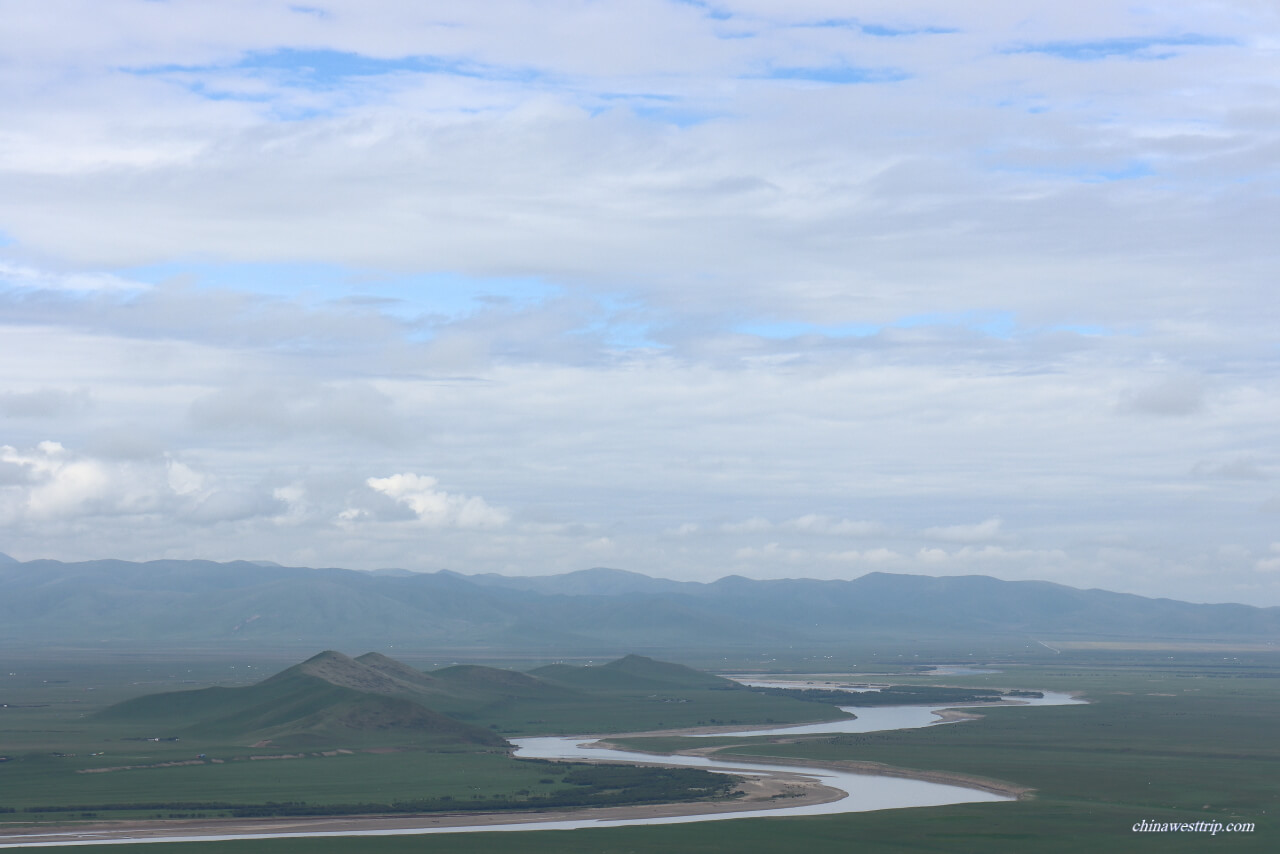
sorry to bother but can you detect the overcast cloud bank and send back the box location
[1,1,1277,603]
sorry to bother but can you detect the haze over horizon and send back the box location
[1,2,1277,605]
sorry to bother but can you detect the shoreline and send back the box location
[587,738,1029,800]
[707,754,1030,799]
[0,686,1056,845]
[0,772,844,846]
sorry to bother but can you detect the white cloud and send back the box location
[272,483,310,525]
[0,261,149,292]
[365,473,509,529]
[188,380,405,444]
[166,461,205,496]
[828,547,903,564]
[0,441,261,525]
[0,388,92,418]
[733,542,806,562]
[923,518,1004,543]
[1257,544,1280,574]
[1191,457,1268,480]
[784,514,885,536]
[0,2,1275,603]
[582,537,616,557]
[1117,374,1208,416]
[0,441,138,521]
[720,517,773,534]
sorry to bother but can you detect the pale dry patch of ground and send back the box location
[931,709,985,723]
[588,736,1028,801]
[705,755,1031,800]
[0,770,839,846]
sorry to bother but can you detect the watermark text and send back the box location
[1132,820,1254,835]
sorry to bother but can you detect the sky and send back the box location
[1,1,1278,605]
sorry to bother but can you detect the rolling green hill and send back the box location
[5,650,782,823]
[531,654,739,691]
[94,650,844,748]
[96,650,506,749]
[353,651,444,689]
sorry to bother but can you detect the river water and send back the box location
[0,680,1083,848]
[710,680,1082,737]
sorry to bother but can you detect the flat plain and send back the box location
[1,649,1276,852]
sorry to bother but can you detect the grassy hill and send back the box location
[94,651,837,744]
[97,651,505,749]
[531,654,739,691]
[506,654,841,734]
[5,650,783,824]
[2,649,842,823]
[353,651,444,689]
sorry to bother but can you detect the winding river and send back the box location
[0,680,1084,848]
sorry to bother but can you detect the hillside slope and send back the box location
[97,650,507,749]
[532,654,741,691]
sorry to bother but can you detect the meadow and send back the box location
[2,650,1277,852]
[0,649,823,824]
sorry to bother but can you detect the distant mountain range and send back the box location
[1,555,1276,649]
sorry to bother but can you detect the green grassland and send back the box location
[33,806,1272,854]
[4,652,1279,852]
[402,654,850,735]
[637,685,1280,818]
[5,752,557,819]
[0,650,840,824]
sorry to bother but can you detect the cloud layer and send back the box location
[0,1,1277,604]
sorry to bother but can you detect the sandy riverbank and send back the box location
[588,738,1029,800]
[0,769,844,846]
[708,755,1031,799]
[0,692,1054,846]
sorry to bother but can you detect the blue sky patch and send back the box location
[236,48,543,87]
[798,18,956,36]
[862,24,958,37]
[630,104,718,127]
[572,296,664,351]
[803,18,859,29]
[735,320,880,339]
[123,48,544,109]
[985,155,1155,183]
[120,260,560,321]
[672,0,733,20]
[593,92,718,127]
[1008,33,1235,61]
[762,65,909,85]
[1082,161,1155,182]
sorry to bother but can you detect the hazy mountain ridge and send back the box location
[2,557,1277,648]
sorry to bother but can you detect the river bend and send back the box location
[0,683,1083,847]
